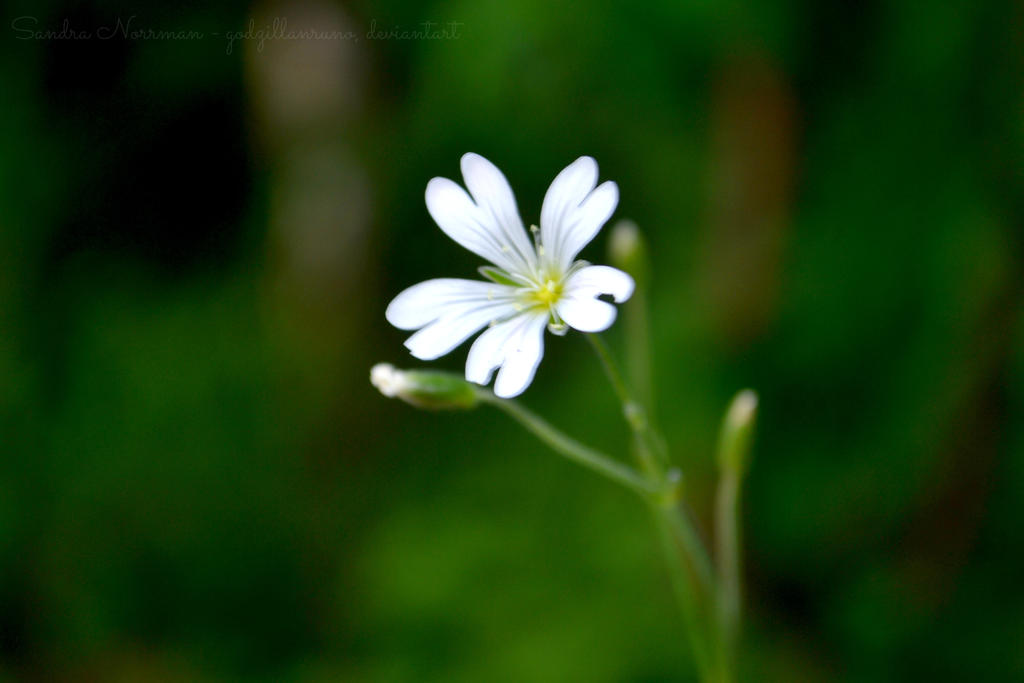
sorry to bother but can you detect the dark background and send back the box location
[2,0,1023,680]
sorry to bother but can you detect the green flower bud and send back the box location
[717,389,758,476]
[370,363,478,410]
[608,219,649,284]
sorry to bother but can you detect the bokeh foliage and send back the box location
[2,0,1023,680]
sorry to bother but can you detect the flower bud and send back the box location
[608,219,649,283]
[370,363,478,410]
[717,389,758,475]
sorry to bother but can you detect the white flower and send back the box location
[385,154,635,398]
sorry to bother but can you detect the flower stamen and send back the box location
[534,279,561,306]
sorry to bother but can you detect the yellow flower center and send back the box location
[532,279,562,306]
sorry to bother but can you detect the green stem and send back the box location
[586,333,632,411]
[714,468,743,678]
[665,501,716,595]
[476,390,658,499]
[586,333,726,681]
[656,511,715,681]
[624,273,655,424]
[587,334,666,473]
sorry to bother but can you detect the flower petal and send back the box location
[464,319,515,386]
[460,153,536,272]
[425,177,522,273]
[465,313,525,385]
[556,297,618,333]
[386,278,517,330]
[540,158,620,270]
[563,265,635,303]
[555,265,635,333]
[404,300,519,361]
[494,314,548,398]
[554,181,618,269]
[540,157,597,263]
[465,311,548,397]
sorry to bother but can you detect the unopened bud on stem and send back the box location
[608,220,649,284]
[370,363,478,410]
[717,389,758,475]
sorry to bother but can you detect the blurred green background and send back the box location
[2,0,1023,680]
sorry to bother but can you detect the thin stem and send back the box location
[625,277,654,418]
[476,390,658,498]
[714,469,743,676]
[586,333,632,410]
[586,332,726,681]
[656,512,715,681]
[623,286,671,466]
[587,333,666,474]
[665,502,716,595]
